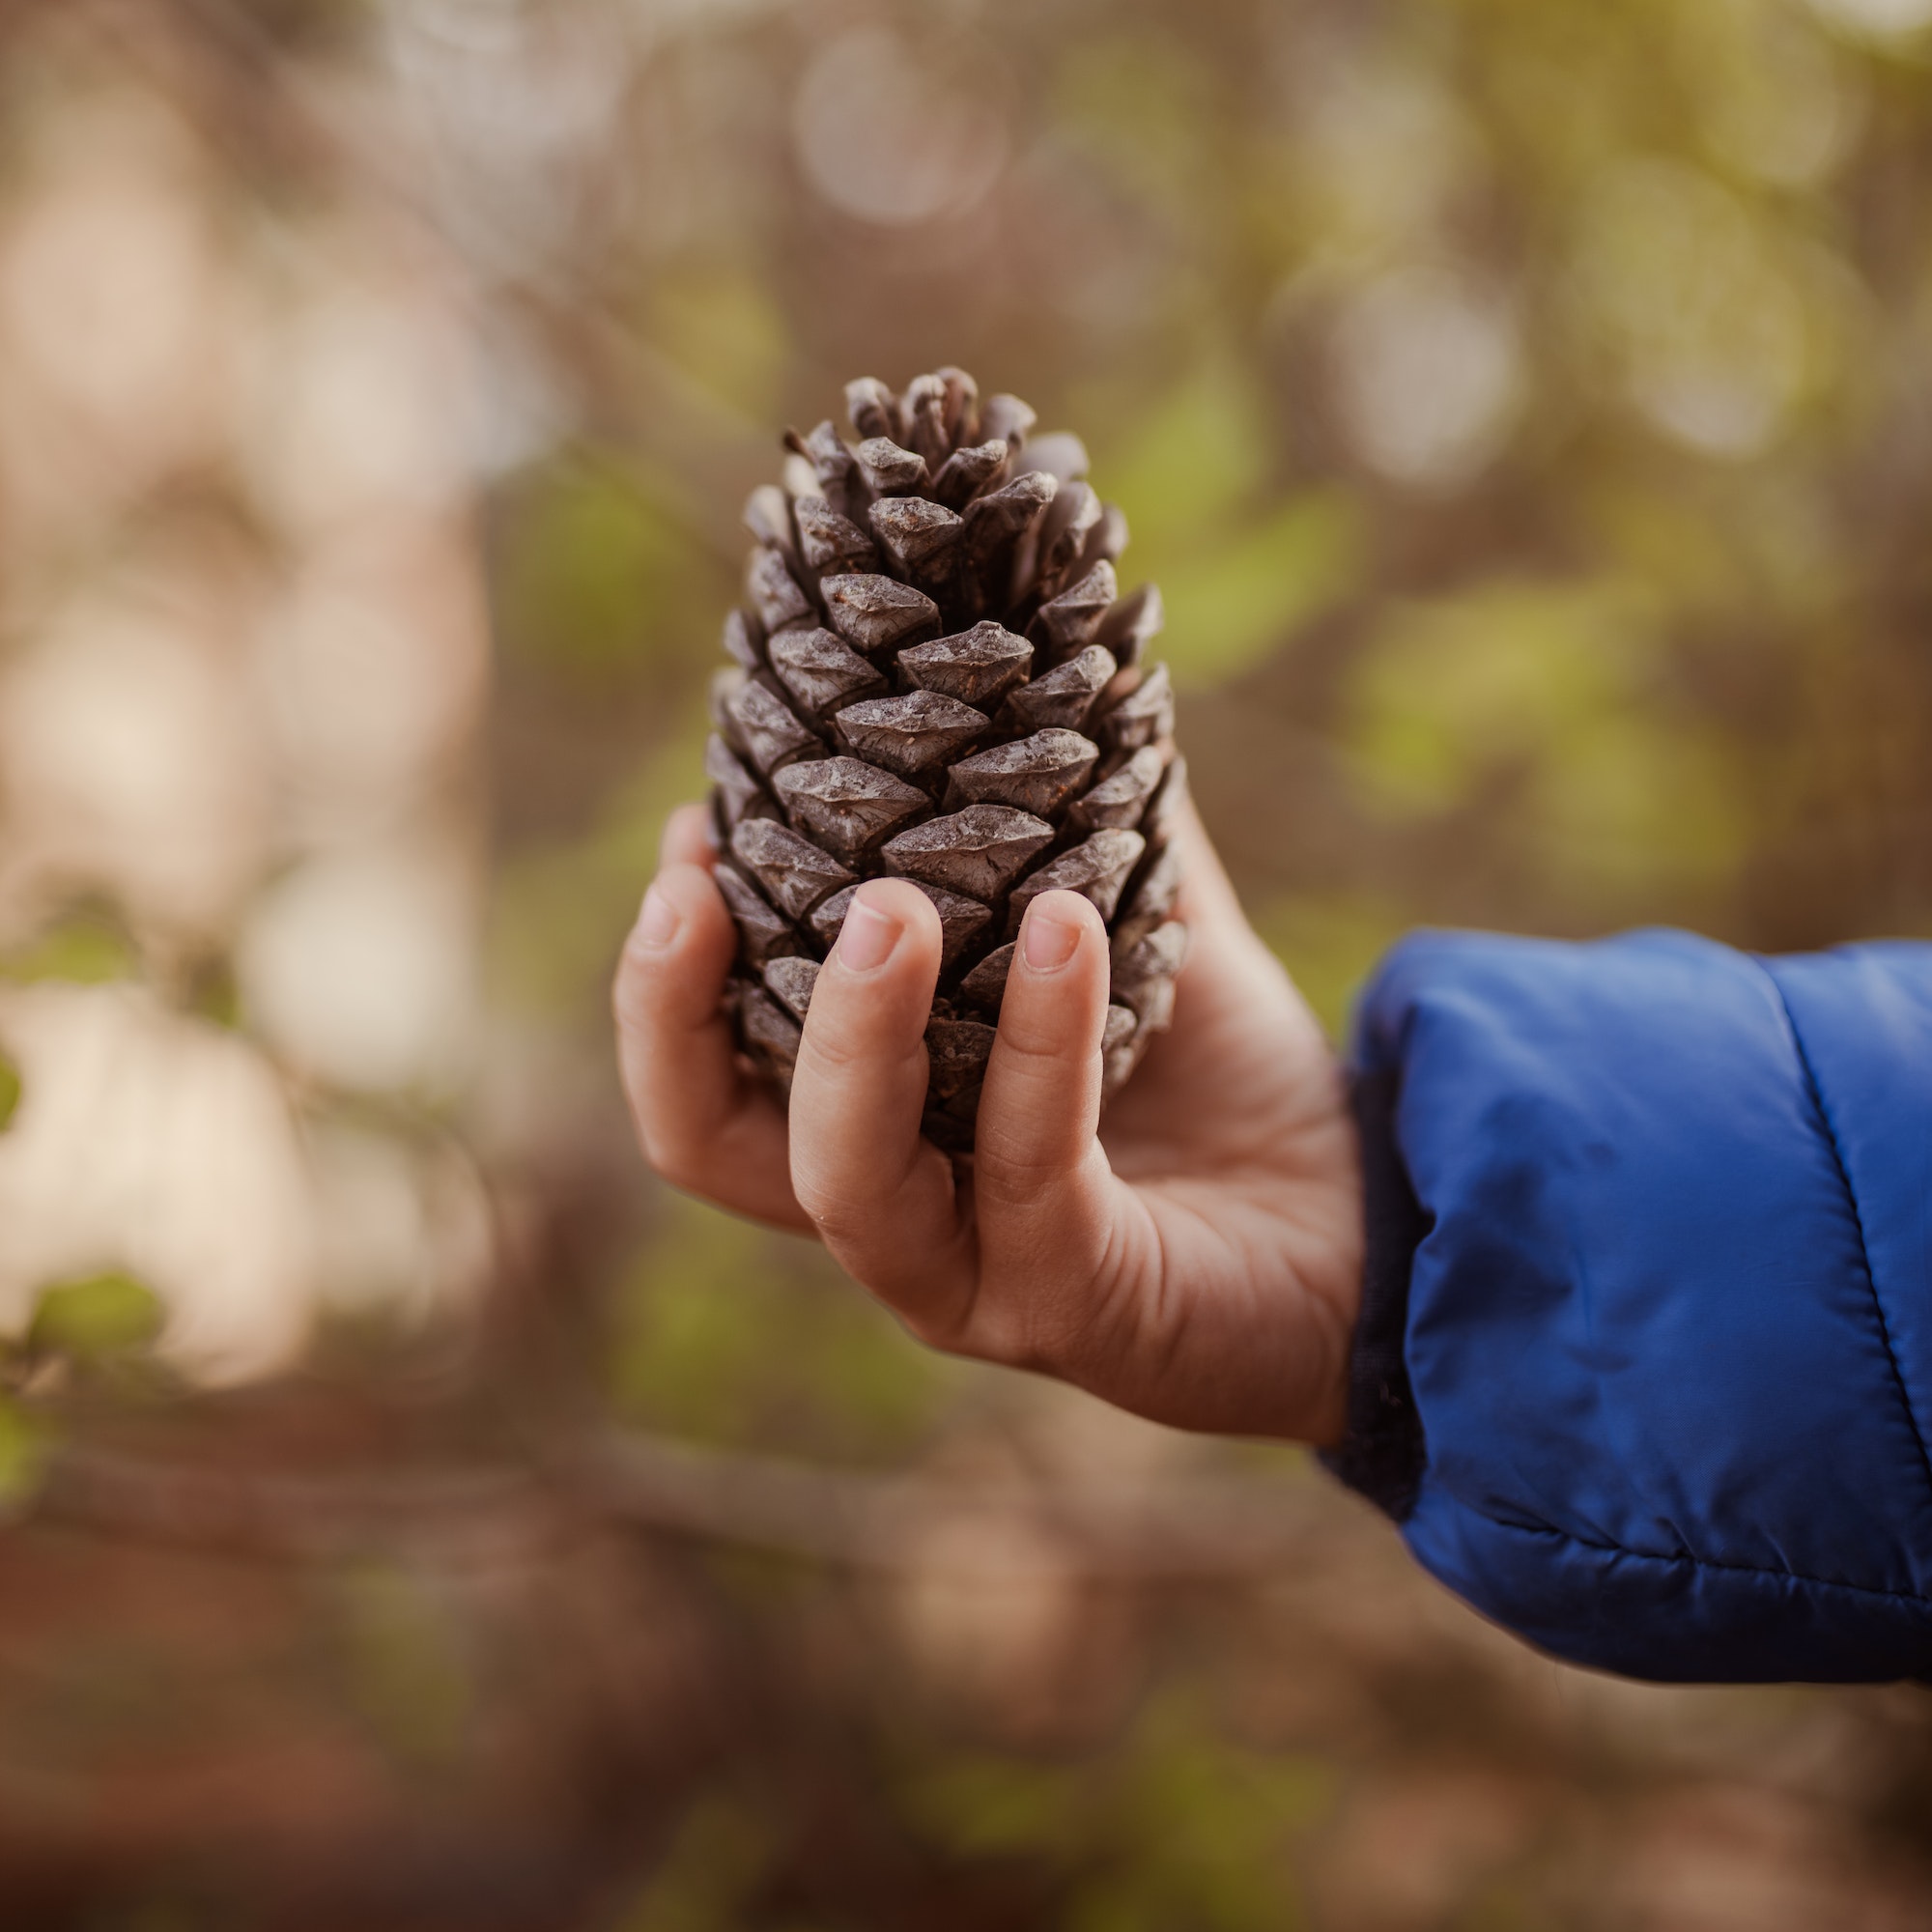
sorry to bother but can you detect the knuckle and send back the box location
[993,987,1105,1073]
[971,1094,1096,1208]
[971,1132,1065,1209]
[991,1012,1073,1066]
[794,1181,878,1252]
[796,1015,869,1078]
[786,1151,844,1219]
[800,1018,924,1090]
[793,1148,936,1266]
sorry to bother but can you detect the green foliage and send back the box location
[496,455,729,685]
[1152,493,1362,689]
[490,725,708,1019]
[1095,363,1363,689]
[1344,581,1746,904]
[0,1395,47,1511]
[906,1754,1085,1859]
[332,1559,472,1770]
[1257,893,1412,1042]
[30,1272,164,1360]
[1101,360,1270,518]
[2,908,139,986]
[618,1793,774,1932]
[642,262,793,421]
[0,1048,18,1132]
[1064,1718,1326,1932]
[1451,1879,1541,1932]
[609,1197,952,1462]
[899,1693,1331,1929]
[1052,33,1221,229]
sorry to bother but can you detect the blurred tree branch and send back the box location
[33,1424,1338,1578]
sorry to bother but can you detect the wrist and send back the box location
[1318,1065,1426,1518]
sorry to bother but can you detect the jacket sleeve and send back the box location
[1325,927,1932,1683]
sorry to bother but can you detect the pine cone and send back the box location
[708,369,1187,1153]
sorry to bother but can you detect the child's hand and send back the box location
[614,800,1363,1443]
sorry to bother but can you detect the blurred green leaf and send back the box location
[497,454,729,685]
[1453,1878,1540,1932]
[1344,580,1746,898]
[1569,158,1835,456]
[1101,359,1268,536]
[1053,32,1218,225]
[1256,893,1411,1042]
[0,1395,47,1511]
[899,1693,1329,1929]
[1098,363,1362,689]
[334,1560,472,1771]
[644,261,792,420]
[2,910,139,987]
[1579,475,1753,612]
[491,723,709,1019]
[619,1792,773,1932]
[0,1049,18,1132]
[903,1755,1084,1858]
[30,1272,163,1359]
[1069,1705,1328,1932]
[610,1197,952,1461]
[1153,492,1363,688]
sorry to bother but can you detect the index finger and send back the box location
[613,811,811,1233]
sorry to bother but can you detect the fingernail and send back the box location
[837,895,902,973]
[1021,900,1083,973]
[636,884,680,952]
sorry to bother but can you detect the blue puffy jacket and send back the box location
[1327,929,1932,1684]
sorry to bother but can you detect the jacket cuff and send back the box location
[1318,1065,1428,1520]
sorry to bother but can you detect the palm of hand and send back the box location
[615,804,1363,1447]
[1072,844,1361,1440]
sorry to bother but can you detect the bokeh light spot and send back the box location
[1333,266,1522,490]
[792,28,1007,226]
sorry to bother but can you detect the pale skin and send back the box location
[613,800,1365,1445]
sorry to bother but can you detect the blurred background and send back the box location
[1,0,1930,1924]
